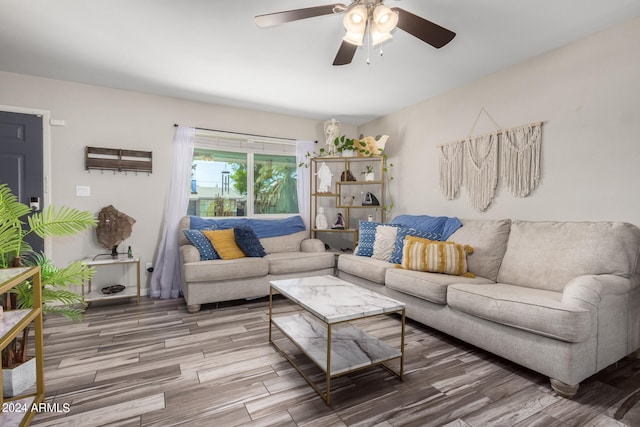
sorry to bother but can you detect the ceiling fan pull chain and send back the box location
[366,21,371,65]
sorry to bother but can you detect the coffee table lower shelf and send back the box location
[270,312,403,404]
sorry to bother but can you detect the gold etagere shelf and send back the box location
[0,266,45,427]
[310,156,385,250]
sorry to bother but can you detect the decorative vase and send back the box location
[342,149,355,157]
[2,357,36,397]
[364,172,375,182]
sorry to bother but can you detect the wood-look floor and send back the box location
[27,295,640,426]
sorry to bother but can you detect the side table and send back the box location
[82,255,141,305]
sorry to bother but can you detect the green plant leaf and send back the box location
[27,206,97,238]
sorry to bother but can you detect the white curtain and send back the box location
[296,140,315,229]
[151,125,195,299]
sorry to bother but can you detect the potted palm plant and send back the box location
[0,183,97,396]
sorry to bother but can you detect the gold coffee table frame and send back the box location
[269,276,405,405]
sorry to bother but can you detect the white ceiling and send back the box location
[1,1,639,125]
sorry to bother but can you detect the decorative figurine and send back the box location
[332,213,346,230]
[96,205,136,257]
[324,119,341,156]
[342,195,355,206]
[316,161,333,193]
[315,207,329,230]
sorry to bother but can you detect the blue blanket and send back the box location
[189,215,306,239]
[390,214,462,240]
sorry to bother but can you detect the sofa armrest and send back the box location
[562,274,633,310]
[300,238,327,253]
[180,245,201,264]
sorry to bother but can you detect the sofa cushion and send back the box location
[371,224,399,262]
[386,268,494,305]
[183,258,269,282]
[448,283,594,343]
[400,236,475,277]
[448,219,511,281]
[265,252,335,275]
[337,254,392,285]
[260,230,307,254]
[203,229,245,260]
[234,226,266,257]
[497,221,640,292]
[182,229,220,260]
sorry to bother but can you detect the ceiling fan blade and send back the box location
[333,40,358,66]
[391,7,456,48]
[254,4,346,28]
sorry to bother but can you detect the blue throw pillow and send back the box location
[183,229,220,260]
[355,221,385,257]
[388,227,443,264]
[234,226,266,257]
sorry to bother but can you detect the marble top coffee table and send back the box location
[269,275,406,405]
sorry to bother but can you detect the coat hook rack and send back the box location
[85,146,152,174]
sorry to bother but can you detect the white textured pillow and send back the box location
[371,225,399,262]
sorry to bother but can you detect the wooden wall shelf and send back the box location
[85,146,152,173]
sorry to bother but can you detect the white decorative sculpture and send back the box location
[315,207,329,230]
[324,119,341,156]
[316,161,333,193]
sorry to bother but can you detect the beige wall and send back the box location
[1,15,639,294]
[358,16,640,226]
[0,72,356,291]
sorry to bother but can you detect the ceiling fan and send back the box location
[254,0,456,66]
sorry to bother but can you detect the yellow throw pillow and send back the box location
[202,229,246,260]
[400,235,475,277]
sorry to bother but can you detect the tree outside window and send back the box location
[187,148,298,217]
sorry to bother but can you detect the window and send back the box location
[187,131,299,217]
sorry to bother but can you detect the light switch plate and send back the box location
[76,186,90,197]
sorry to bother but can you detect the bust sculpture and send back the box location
[315,207,329,230]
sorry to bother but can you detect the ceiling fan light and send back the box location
[372,5,398,33]
[343,4,367,32]
[371,29,393,46]
[343,30,365,46]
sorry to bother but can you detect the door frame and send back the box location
[0,104,53,255]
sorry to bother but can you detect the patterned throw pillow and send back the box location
[371,225,399,262]
[400,235,475,277]
[355,221,385,257]
[234,226,266,257]
[202,229,246,260]
[389,227,443,264]
[183,229,220,260]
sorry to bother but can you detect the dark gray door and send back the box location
[0,111,44,254]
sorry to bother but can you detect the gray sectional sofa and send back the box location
[178,215,335,313]
[337,218,640,397]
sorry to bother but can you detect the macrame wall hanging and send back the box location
[501,123,542,197]
[464,133,498,212]
[438,108,543,211]
[438,142,463,200]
